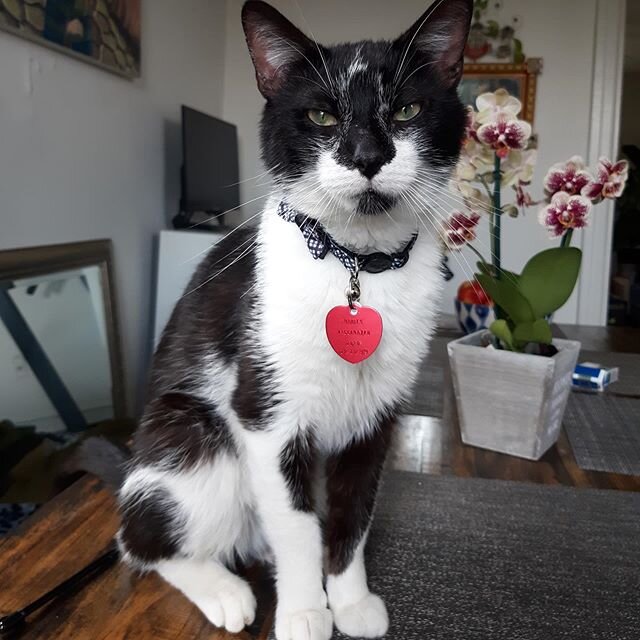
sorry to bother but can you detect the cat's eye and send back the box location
[308,109,338,127]
[393,103,422,122]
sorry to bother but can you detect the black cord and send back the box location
[0,545,119,636]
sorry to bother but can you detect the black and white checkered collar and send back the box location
[277,201,418,274]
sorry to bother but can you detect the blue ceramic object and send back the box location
[455,299,495,334]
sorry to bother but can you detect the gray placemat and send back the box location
[406,336,451,417]
[564,394,640,475]
[565,350,640,475]
[337,471,640,640]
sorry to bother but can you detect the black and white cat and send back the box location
[117,1,472,639]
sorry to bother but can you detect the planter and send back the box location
[447,330,581,460]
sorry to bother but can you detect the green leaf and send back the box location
[513,319,553,345]
[476,273,535,324]
[475,263,520,285]
[518,248,582,318]
[490,319,514,350]
[499,269,520,286]
[513,39,525,64]
[486,20,499,38]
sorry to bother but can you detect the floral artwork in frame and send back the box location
[459,58,542,125]
[0,0,140,79]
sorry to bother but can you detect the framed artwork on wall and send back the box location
[0,0,141,79]
[459,58,543,124]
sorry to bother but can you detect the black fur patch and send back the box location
[324,414,394,574]
[133,392,235,471]
[232,352,278,428]
[280,431,316,512]
[148,226,258,397]
[119,487,181,564]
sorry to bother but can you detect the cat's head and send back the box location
[242,0,473,248]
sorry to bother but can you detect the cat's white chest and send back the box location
[256,208,443,451]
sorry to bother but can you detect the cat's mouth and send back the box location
[356,189,396,216]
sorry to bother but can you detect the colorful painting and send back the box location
[0,0,141,78]
[465,0,525,64]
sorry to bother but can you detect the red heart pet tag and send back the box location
[325,305,383,364]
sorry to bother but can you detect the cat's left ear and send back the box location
[396,0,474,88]
[242,1,315,99]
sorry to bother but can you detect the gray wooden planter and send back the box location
[447,330,581,460]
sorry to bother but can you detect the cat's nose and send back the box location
[352,139,386,179]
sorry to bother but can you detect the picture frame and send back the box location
[0,0,140,79]
[459,58,543,124]
[0,239,127,422]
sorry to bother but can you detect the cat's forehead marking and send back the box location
[346,46,368,80]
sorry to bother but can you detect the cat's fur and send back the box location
[117,1,472,639]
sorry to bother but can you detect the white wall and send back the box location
[0,0,227,412]
[221,0,602,323]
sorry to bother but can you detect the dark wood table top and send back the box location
[1,323,638,639]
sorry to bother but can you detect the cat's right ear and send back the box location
[242,1,313,99]
[396,0,474,89]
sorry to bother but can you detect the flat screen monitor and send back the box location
[181,106,240,215]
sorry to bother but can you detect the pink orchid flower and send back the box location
[515,184,534,208]
[582,157,629,202]
[543,156,593,199]
[477,117,532,159]
[443,211,481,250]
[464,106,480,142]
[538,192,591,238]
[475,89,522,125]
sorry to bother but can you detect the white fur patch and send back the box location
[119,453,263,565]
[157,558,257,633]
[255,194,443,453]
[287,133,429,253]
[327,534,388,638]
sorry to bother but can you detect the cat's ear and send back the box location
[396,0,473,88]
[242,1,314,98]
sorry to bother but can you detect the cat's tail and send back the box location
[64,437,131,492]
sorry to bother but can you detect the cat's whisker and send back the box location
[221,165,278,188]
[413,170,501,216]
[207,231,260,271]
[185,193,269,232]
[404,187,486,290]
[291,0,337,95]
[183,239,258,298]
[181,209,264,265]
[271,34,334,97]
[395,59,439,93]
[240,280,260,299]
[392,0,447,88]
[411,181,500,259]
[401,190,478,287]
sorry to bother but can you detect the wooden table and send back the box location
[1,325,638,639]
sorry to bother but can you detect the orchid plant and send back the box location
[445,88,628,352]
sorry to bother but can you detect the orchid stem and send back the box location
[492,154,502,277]
[466,242,489,266]
[560,229,573,248]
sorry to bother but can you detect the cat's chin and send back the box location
[355,190,397,217]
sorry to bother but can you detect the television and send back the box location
[179,106,240,226]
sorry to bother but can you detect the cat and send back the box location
[117,1,472,639]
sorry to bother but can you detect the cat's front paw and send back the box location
[196,577,256,633]
[331,593,388,638]
[275,607,333,640]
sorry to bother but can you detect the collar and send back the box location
[277,201,418,274]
